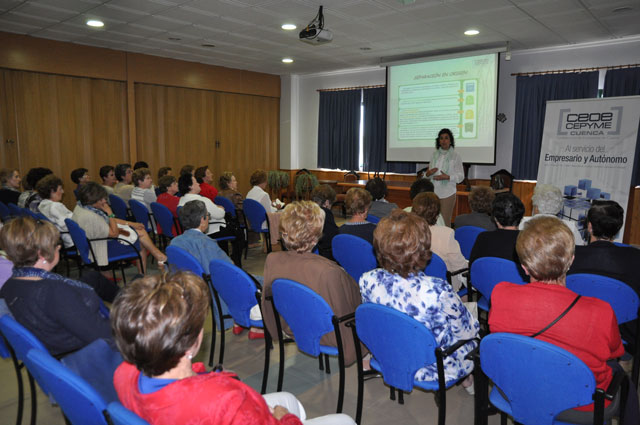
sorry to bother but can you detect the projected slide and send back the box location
[386,53,498,164]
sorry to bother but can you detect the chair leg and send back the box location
[324,353,331,374]
[398,390,404,405]
[261,330,271,395]
[277,336,285,392]
[9,349,24,425]
[27,371,37,425]
[390,386,395,401]
[336,351,345,414]
[214,294,226,366]
[500,413,508,425]
[318,355,324,371]
[208,298,217,368]
[437,389,446,425]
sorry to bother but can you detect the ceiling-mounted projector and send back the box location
[299,6,333,45]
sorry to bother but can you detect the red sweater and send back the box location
[200,182,218,202]
[114,362,302,425]
[489,281,624,411]
[156,193,180,235]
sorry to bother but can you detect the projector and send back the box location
[299,27,333,45]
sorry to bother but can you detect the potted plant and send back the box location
[268,170,290,198]
[295,172,318,199]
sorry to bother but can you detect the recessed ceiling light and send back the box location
[86,19,104,28]
[464,29,479,36]
[201,43,216,48]
[612,6,632,13]
[282,58,294,63]
[360,47,372,51]
[281,23,297,30]
[168,37,181,41]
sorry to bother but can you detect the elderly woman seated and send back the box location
[412,193,467,290]
[364,177,398,219]
[489,216,635,421]
[36,174,74,248]
[0,167,22,205]
[219,171,244,210]
[111,272,355,425]
[360,210,478,393]
[130,167,157,210]
[262,201,363,366]
[338,188,377,245]
[453,186,496,231]
[519,183,584,245]
[72,182,166,273]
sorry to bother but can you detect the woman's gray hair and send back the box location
[532,184,564,215]
[178,200,208,230]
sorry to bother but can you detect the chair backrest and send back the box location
[150,202,177,238]
[214,196,236,218]
[65,218,94,265]
[356,303,438,392]
[566,273,639,324]
[489,169,514,191]
[332,234,377,282]
[0,201,10,221]
[470,257,527,301]
[209,259,259,328]
[271,279,335,357]
[128,200,151,231]
[424,252,447,281]
[107,402,151,425]
[7,203,24,217]
[108,195,128,220]
[480,333,596,425]
[24,348,109,425]
[454,225,486,260]
[165,245,205,276]
[243,198,268,232]
[365,214,380,224]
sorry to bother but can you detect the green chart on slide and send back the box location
[397,78,478,140]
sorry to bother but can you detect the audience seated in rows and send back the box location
[364,177,398,220]
[194,165,218,202]
[0,168,21,205]
[469,192,527,282]
[36,174,74,248]
[133,161,148,170]
[130,167,157,210]
[338,188,376,245]
[489,216,638,421]
[403,178,446,226]
[412,192,467,290]
[70,167,90,201]
[262,201,363,366]
[157,166,172,180]
[219,171,244,210]
[246,169,280,221]
[360,210,477,393]
[112,272,356,425]
[453,186,497,231]
[113,163,134,204]
[569,200,640,350]
[519,184,584,245]
[72,182,166,272]
[19,167,52,212]
[311,184,339,261]
[100,165,116,195]
[156,175,180,218]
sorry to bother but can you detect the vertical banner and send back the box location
[536,96,640,242]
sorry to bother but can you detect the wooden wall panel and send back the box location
[7,69,128,209]
[0,69,19,169]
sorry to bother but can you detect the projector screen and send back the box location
[386,52,499,164]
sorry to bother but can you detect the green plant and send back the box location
[268,170,290,194]
[295,173,318,198]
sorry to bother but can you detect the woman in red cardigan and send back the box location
[111,272,355,425]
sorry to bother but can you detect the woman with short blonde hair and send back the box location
[338,188,376,244]
[360,210,478,389]
[280,201,325,253]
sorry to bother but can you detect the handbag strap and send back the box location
[530,294,581,338]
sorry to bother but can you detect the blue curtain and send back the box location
[603,67,640,186]
[317,90,361,170]
[511,72,599,180]
[362,87,415,174]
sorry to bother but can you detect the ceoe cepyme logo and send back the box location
[557,106,622,137]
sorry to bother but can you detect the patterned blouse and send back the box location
[359,269,479,382]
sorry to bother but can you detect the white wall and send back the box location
[281,36,640,177]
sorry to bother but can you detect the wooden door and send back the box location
[0,69,20,170]
[215,92,279,196]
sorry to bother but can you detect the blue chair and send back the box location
[0,314,50,425]
[479,333,620,425]
[7,203,26,217]
[454,225,486,260]
[365,214,380,224]
[0,329,24,425]
[0,200,10,221]
[165,246,229,368]
[242,198,272,253]
[566,273,640,386]
[424,252,448,281]
[209,258,271,394]
[106,402,150,425]
[269,278,354,413]
[352,303,475,425]
[65,218,143,283]
[108,194,129,220]
[150,202,180,248]
[215,196,248,258]
[469,257,527,313]
[332,234,377,282]
[24,348,109,425]
[128,199,153,233]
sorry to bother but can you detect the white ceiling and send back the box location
[1,0,639,75]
